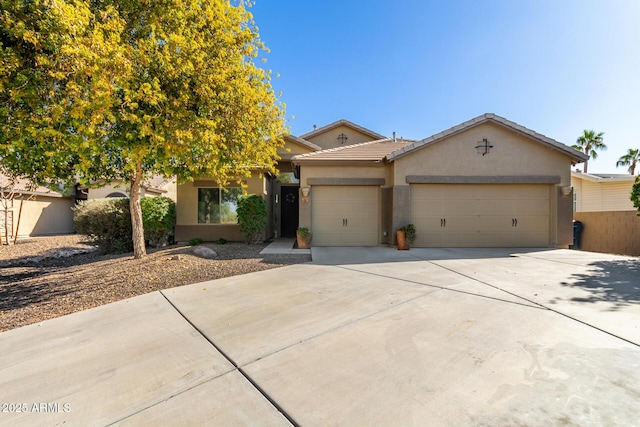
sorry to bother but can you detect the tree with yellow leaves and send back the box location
[1,0,286,258]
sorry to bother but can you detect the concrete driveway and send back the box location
[1,247,639,426]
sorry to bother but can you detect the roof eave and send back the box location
[571,171,637,182]
[291,159,386,167]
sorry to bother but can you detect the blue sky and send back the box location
[250,0,640,173]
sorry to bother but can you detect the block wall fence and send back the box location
[573,211,640,256]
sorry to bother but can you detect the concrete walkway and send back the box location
[1,247,639,426]
[259,238,311,255]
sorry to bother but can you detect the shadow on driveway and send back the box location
[561,259,640,310]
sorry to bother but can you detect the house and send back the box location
[1,173,177,241]
[175,114,588,248]
[571,171,639,255]
[0,174,75,241]
[75,176,177,201]
[571,172,636,212]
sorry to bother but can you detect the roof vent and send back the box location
[313,124,317,130]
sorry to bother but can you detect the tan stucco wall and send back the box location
[393,122,572,185]
[175,173,267,242]
[391,122,574,247]
[87,184,128,199]
[278,140,316,160]
[305,125,381,150]
[8,196,75,238]
[86,179,177,201]
[571,177,635,212]
[300,165,390,187]
[573,211,640,256]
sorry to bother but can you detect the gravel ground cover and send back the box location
[0,234,310,332]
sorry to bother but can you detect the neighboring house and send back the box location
[571,172,636,212]
[571,171,639,255]
[76,176,177,201]
[175,114,588,248]
[1,173,177,241]
[0,174,75,240]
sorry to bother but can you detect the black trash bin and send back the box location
[571,220,583,249]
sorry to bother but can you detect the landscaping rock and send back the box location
[192,246,218,259]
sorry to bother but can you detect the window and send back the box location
[276,172,300,184]
[573,190,578,212]
[198,188,242,224]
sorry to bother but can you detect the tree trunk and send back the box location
[130,166,147,259]
[583,147,589,173]
[13,197,25,245]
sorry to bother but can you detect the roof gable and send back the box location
[386,113,589,163]
[299,119,386,142]
[285,134,321,151]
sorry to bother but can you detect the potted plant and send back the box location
[296,227,312,249]
[397,224,416,250]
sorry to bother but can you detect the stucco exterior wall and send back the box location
[571,177,635,212]
[304,125,380,150]
[391,122,574,247]
[278,141,315,160]
[7,195,76,238]
[299,165,390,187]
[393,122,572,185]
[85,179,177,201]
[86,184,128,199]
[573,211,640,256]
[174,174,267,242]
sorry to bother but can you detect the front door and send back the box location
[281,186,299,237]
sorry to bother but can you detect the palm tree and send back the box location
[616,149,640,175]
[572,130,606,173]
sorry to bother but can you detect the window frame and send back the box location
[197,187,242,224]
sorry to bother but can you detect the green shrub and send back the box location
[140,196,176,247]
[189,237,203,246]
[399,224,417,244]
[236,194,267,245]
[73,198,133,254]
[632,176,640,216]
[296,227,312,241]
[214,237,227,244]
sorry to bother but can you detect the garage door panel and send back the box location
[312,186,379,246]
[411,184,550,248]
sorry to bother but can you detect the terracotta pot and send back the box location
[296,234,311,249]
[397,230,410,250]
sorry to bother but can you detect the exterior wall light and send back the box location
[561,186,572,196]
[475,138,493,156]
[301,186,310,203]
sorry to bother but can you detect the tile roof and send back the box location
[292,138,415,164]
[299,119,386,141]
[0,173,65,197]
[386,113,589,163]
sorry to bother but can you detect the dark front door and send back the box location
[281,186,299,237]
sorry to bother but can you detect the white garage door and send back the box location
[312,186,379,246]
[410,184,550,247]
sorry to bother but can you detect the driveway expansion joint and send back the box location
[334,263,549,311]
[158,290,300,427]
[422,259,640,349]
